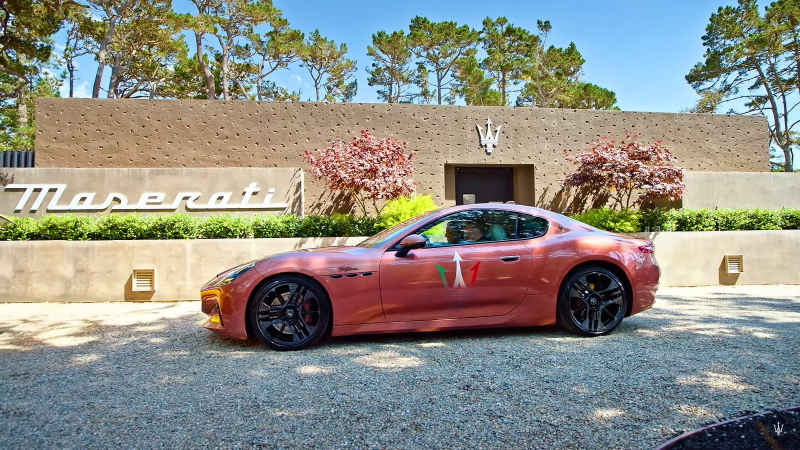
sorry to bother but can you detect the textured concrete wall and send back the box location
[681,172,800,210]
[2,231,797,302]
[0,167,303,217]
[0,237,367,302]
[36,99,770,212]
[633,231,800,286]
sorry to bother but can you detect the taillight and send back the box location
[638,242,655,253]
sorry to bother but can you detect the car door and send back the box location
[379,210,532,322]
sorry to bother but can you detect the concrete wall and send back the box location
[2,231,797,302]
[0,237,366,302]
[680,172,800,210]
[35,99,770,212]
[633,231,800,286]
[0,167,303,217]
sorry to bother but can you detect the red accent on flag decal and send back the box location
[469,262,481,286]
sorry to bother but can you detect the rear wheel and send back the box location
[557,266,627,336]
[248,276,331,351]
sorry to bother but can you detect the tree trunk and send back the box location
[16,85,28,130]
[783,146,795,172]
[194,31,216,99]
[220,48,230,100]
[67,60,75,98]
[436,71,442,105]
[92,1,133,98]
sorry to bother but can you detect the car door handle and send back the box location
[500,256,520,262]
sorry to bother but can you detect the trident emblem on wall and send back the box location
[477,118,502,155]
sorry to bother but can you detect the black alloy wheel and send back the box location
[248,276,331,350]
[557,266,627,336]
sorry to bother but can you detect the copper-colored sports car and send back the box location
[201,204,659,350]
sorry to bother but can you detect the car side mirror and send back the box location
[395,234,426,257]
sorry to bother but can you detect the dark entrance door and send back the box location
[455,167,513,205]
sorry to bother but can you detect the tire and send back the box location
[557,266,627,336]
[248,275,331,351]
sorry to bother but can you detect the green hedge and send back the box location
[3,207,798,240]
[0,213,385,241]
[572,208,800,233]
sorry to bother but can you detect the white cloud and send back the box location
[61,80,91,98]
[291,74,302,83]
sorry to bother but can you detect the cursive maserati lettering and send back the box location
[4,182,288,213]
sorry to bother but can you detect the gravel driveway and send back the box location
[1,285,799,449]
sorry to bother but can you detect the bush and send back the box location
[378,194,439,229]
[90,214,149,240]
[0,217,36,241]
[196,214,252,239]
[143,214,198,240]
[571,208,641,233]
[638,208,676,231]
[571,208,800,232]
[252,215,302,238]
[780,208,800,229]
[31,214,94,240]
[2,208,797,241]
[669,209,717,231]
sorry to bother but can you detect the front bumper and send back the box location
[200,267,265,341]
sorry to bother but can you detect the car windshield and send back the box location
[357,210,440,248]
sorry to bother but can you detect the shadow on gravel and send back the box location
[1,289,799,449]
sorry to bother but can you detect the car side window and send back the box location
[416,210,517,247]
[517,214,549,239]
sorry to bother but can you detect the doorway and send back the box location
[454,167,514,205]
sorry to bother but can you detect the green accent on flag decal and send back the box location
[435,264,448,288]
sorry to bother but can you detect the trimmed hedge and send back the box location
[0,213,385,241]
[572,208,800,233]
[2,208,798,240]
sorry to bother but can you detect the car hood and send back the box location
[254,246,382,277]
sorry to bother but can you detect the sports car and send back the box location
[201,204,659,350]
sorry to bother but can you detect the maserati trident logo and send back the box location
[774,422,784,436]
[477,118,502,154]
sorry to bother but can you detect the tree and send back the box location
[247,15,303,101]
[84,0,134,98]
[298,30,357,102]
[408,16,478,105]
[517,20,617,110]
[561,132,685,210]
[1,72,60,151]
[451,55,502,106]
[1,0,72,149]
[209,0,277,100]
[62,11,94,98]
[687,0,799,172]
[366,30,415,103]
[184,0,221,99]
[303,130,417,216]
[102,0,186,98]
[479,16,537,105]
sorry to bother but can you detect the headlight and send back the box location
[214,262,255,286]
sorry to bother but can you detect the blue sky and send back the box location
[61,0,741,113]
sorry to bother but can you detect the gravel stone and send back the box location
[1,285,798,449]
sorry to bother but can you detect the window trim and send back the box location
[387,209,550,251]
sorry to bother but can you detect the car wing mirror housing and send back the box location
[395,234,426,257]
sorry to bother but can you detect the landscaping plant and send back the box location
[303,130,417,216]
[562,132,685,210]
[378,194,439,228]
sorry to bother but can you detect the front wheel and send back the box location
[248,276,331,350]
[557,266,627,336]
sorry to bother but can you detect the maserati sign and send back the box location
[6,182,286,213]
[0,167,303,217]
[477,118,502,154]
